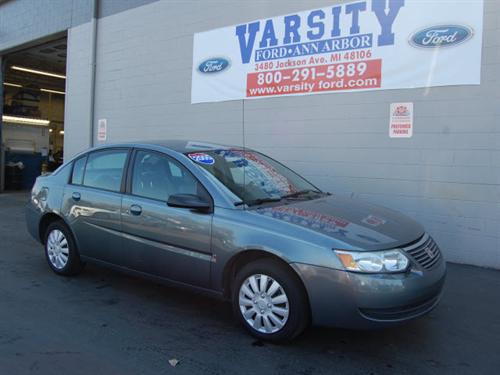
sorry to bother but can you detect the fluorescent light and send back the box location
[2,83,65,94]
[3,82,22,88]
[41,88,65,95]
[11,65,66,79]
[59,130,64,135]
[2,115,50,126]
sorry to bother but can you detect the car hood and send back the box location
[252,195,424,251]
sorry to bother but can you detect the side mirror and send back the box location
[167,194,211,211]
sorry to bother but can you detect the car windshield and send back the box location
[185,149,322,206]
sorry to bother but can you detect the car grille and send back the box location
[402,233,442,270]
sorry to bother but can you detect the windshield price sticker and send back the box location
[188,153,215,165]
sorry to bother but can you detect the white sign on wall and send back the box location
[97,119,107,141]
[192,0,483,104]
[389,102,413,138]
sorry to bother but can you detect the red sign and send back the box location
[246,59,382,97]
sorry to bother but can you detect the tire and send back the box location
[232,258,310,342]
[44,221,85,276]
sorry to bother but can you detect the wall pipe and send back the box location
[0,57,5,192]
[89,0,99,148]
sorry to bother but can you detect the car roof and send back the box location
[91,139,243,154]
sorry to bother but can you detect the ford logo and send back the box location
[198,58,230,74]
[424,246,435,259]
[410,25,473,48]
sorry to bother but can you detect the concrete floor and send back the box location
[1,192,499,375]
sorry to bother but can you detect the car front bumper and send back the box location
[291,258,446,329]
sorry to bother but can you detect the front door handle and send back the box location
[130,204,142,216]
[72,192,81,201]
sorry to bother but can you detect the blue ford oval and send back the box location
[410,25,473,48]
[198,58,230,73]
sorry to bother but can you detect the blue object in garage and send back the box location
[5,151,42,190]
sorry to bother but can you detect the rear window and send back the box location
[82,149,128,192]
[71,156,87,185]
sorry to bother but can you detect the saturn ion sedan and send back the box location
[26,140,446,341]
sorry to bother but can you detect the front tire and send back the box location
[232,258,310,342]
[44,221,85,276]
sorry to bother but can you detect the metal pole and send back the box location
[242,99,246,209]
[89,0,99,148]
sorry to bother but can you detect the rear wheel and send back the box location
[44,221,85,276]
[232,258,309,342]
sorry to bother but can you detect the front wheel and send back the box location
[232,258,310,342]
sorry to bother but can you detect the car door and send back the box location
[120,149,213,288]
[61,148,130,265]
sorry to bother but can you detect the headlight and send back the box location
[334,249,409,273]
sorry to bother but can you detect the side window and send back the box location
[71,156,87,185]
[83,149,128,192]
[132,150,202,201]
[168,162,183,178]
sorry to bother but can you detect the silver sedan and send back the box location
[26,140,446,341]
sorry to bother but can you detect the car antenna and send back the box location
[242,98,247,210]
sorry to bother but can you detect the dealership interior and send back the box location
[1,36,67,191]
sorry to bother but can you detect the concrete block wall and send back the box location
[83,0,499,268]
[0,0,92,52]
[64,22,94,157]
[1,0,497,268]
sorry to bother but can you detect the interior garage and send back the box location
[1,37,67,191]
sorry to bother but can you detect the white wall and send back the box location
[63,22,94,159]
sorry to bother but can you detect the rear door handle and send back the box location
[72,192,81,201]
[130,204,142,216]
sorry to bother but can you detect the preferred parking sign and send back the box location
[390,103,413,138]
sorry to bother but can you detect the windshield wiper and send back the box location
[281,189,321,199]
[246,197,283,207]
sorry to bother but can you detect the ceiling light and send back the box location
[11,65,66,79]
[3,82,22,88]
[40,88,65,95]
[59,130,65,135]
[49,128,53,133]
[2,115,50,126]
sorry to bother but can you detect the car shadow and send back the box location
[77,261,436,348]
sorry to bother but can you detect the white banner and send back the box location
[191,0,483,104]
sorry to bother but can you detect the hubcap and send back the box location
[239,274,289,334]
[47,229,69,269]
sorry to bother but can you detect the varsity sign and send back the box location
[191,0,483,103]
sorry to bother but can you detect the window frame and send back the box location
[69,147,131,193]
[69,154,88,186]
[125,148,214,210]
